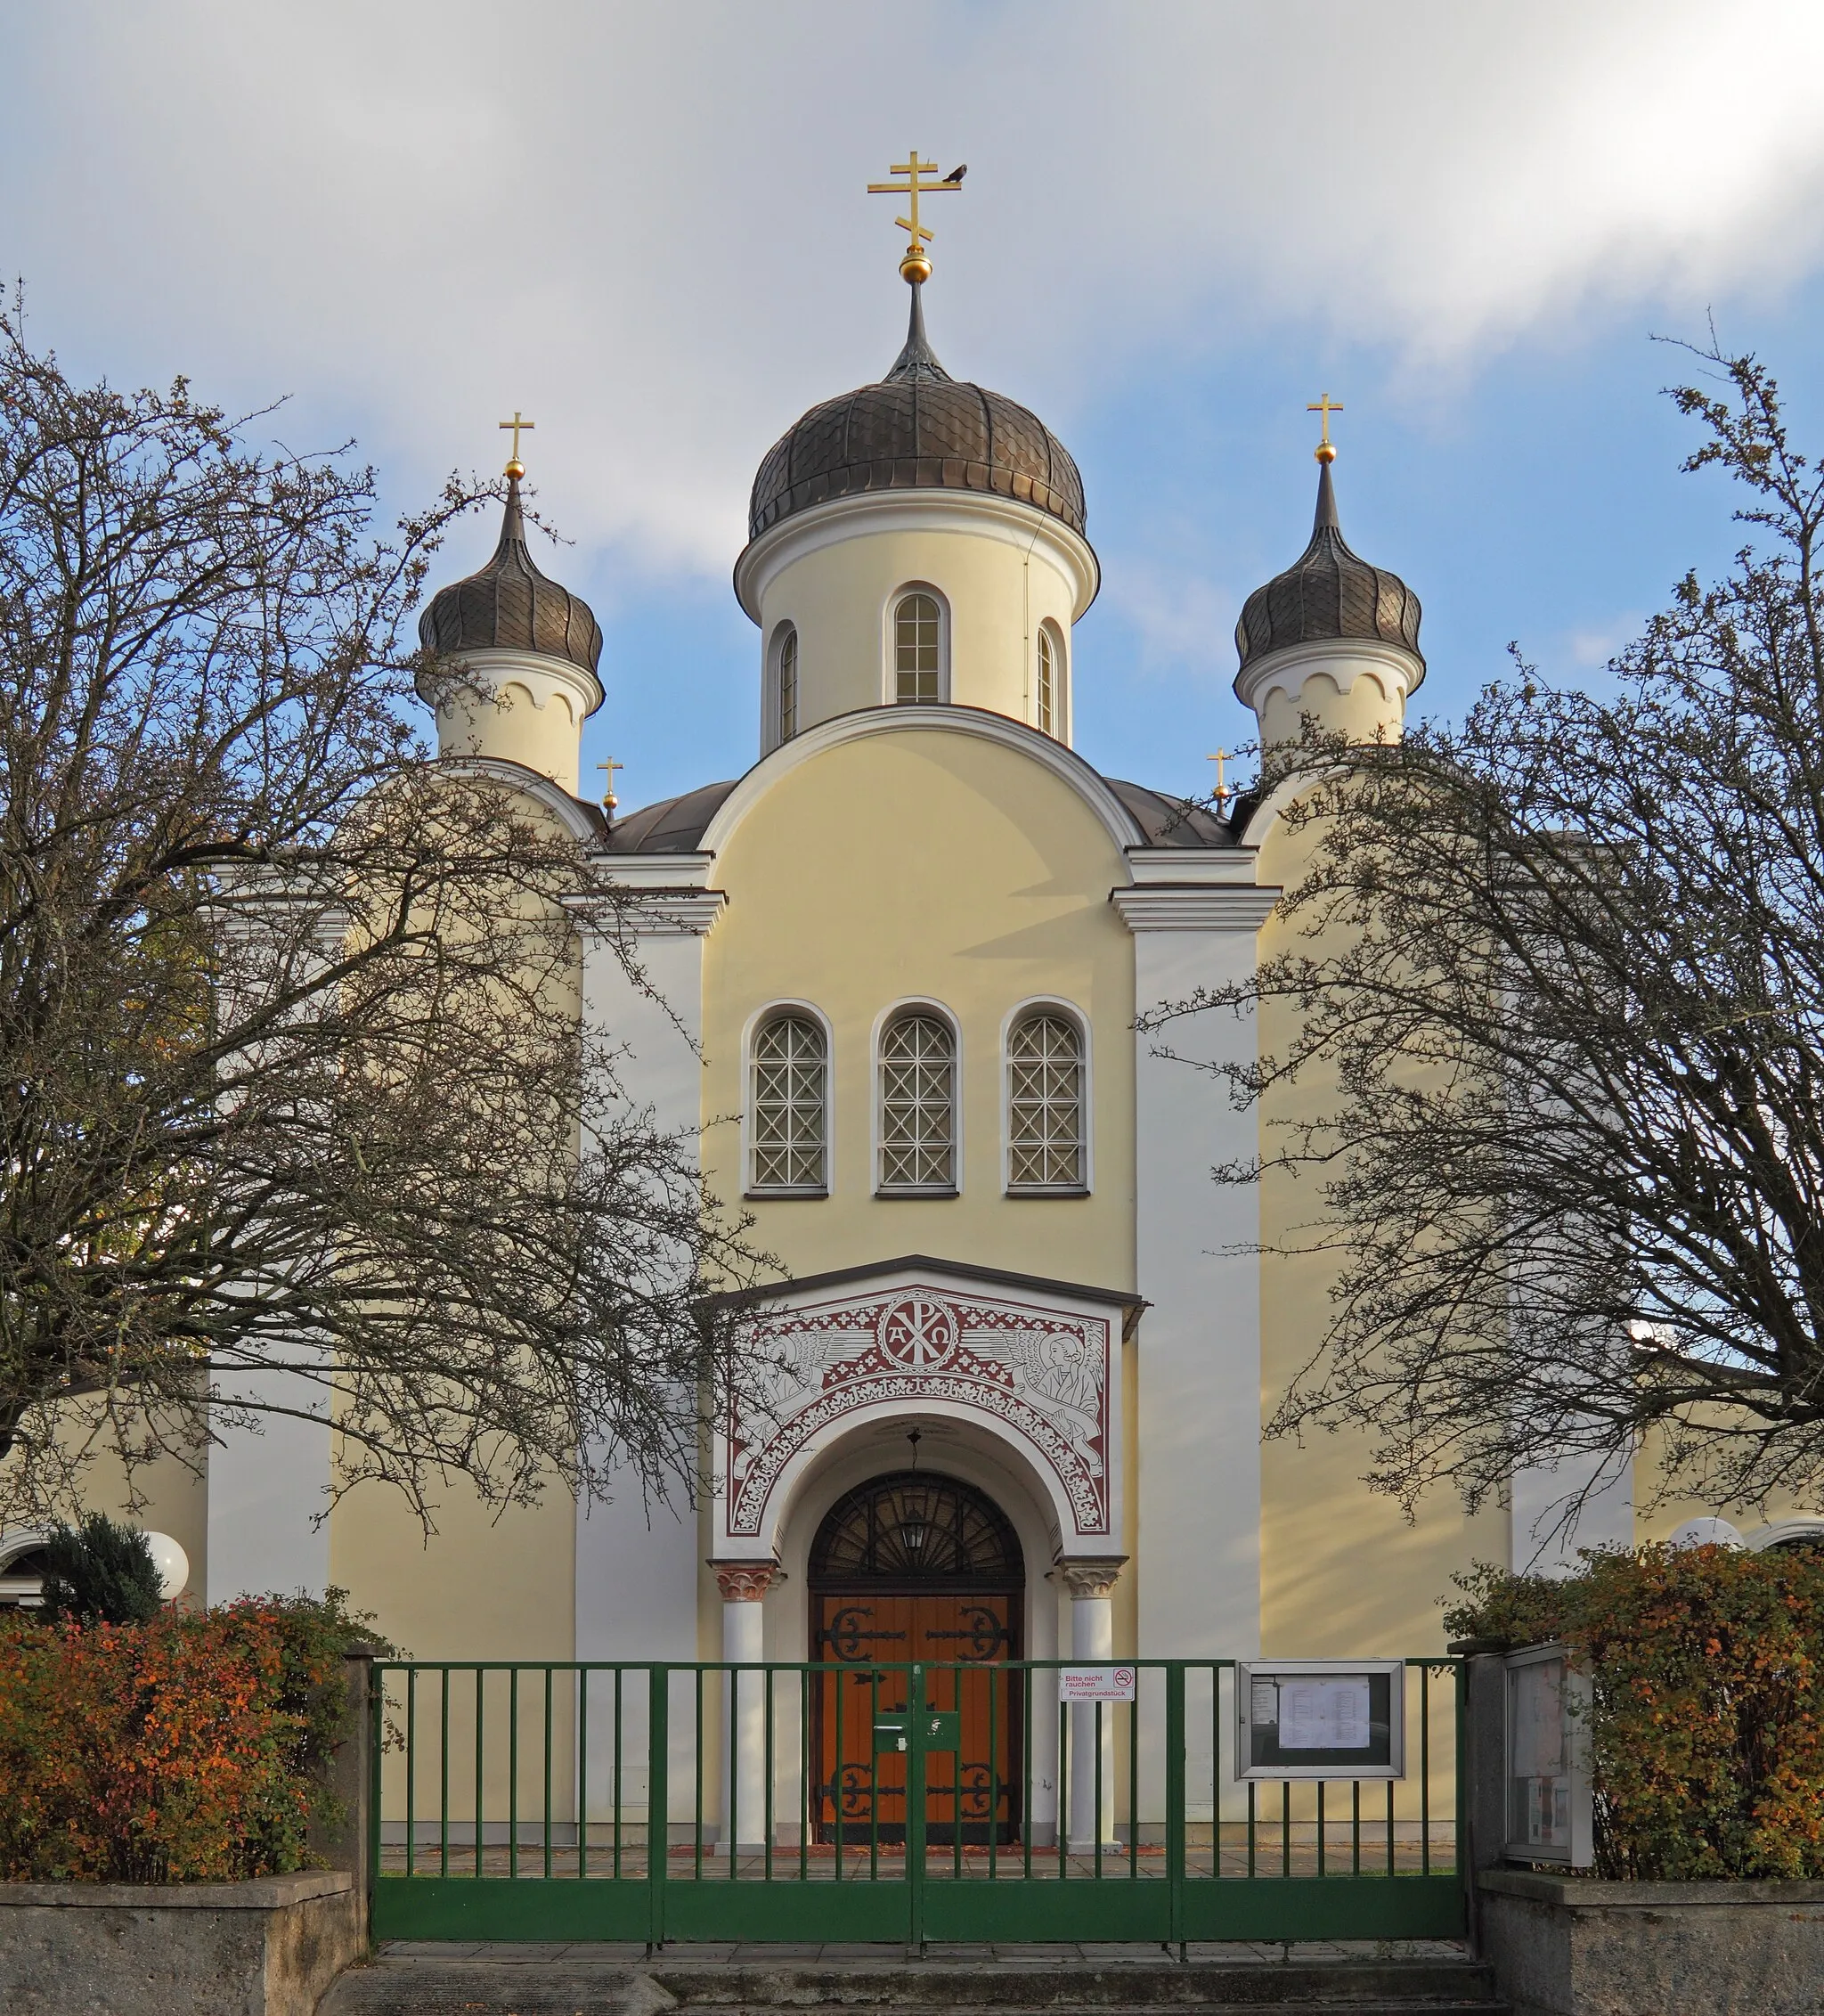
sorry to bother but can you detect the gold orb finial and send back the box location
[1315,441,1336,466]
[900,248,932,284]
[504,457,525,481]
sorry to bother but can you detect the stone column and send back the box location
[712,1561,780,1856]
[1058,1557,1126,1850]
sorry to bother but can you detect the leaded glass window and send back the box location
[894,592,941,703]
[1037,626,1056,736]
[879,1013,955,1189]
[752,1014,826,1191]
[1007,1013,1084,1189]
[777,625,798,742]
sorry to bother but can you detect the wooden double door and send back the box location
[812,1590,1021,1845]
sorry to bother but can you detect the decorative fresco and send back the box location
[725,1281,1112,1539]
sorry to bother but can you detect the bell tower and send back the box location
[1234,404,1424,753]
[416,419,605,797]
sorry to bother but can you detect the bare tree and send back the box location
[1149,341,1824,1525]
[0,304,765,1529]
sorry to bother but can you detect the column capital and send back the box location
[1054,1554,1127,1600]
[711,1558,782,1603]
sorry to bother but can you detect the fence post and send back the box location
[1455,1649,1506,1955]
[1164,1663,1186,1958]
[313,1643,377,1938]
[647,1667,669,1955]
[906,1662,926,1958]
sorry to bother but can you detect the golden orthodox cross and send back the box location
[1206,749,1234,804]
[867,151,962,275]
[596,757,623,811]
[498,411,535,476]
[1307,393,1343,462]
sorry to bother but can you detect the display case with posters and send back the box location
[1234,1659,1405,1781]
[1503,1641,1593,1867]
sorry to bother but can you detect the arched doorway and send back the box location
[810,1469,1023,1846]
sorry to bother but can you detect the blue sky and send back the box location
[7,2,1824,813]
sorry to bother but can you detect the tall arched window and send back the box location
[777,624,799,743]
[752,1014,826,1193]
[1006,1011,1085,1190]
[1036,626,1057,736]
[879,1012,956,1190]
[894,592,942,703]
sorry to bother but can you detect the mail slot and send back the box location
[872,1711,960,1754]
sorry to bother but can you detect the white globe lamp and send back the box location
[140,1531,191,1602]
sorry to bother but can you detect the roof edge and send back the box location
[704,1253,1145,1311]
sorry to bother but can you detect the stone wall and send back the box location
[1479,1868,1824,2016]
[0,1870,362,2016]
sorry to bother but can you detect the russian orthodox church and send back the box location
[37,219,1799,1694]
[284,250,1560,1683]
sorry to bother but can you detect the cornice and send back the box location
[1111,886,1281,934]
[1124,847,1262,887]
[563,889,727,939]
[593,851,715,890]
[734,489,1101,624]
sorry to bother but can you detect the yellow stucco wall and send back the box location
[751,513,1085,746]
[1250,797,1506,1654]
[700,724,1136,1292]
[329,1470,575,1662]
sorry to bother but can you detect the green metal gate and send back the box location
[368,1658,1466,1947]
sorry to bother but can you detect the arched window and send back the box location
[1007,1011,1085,1190]
[776,624,799,743]
[879,1012,956,1190]
[894,592,942,703]
[1036,625,1057,737]
[752,1014,826,1193]
[810,1472,1024,1592]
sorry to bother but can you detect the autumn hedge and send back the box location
[1447,1543,1824,1880]
[0,1592,376,1883]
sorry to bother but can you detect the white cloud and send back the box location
[6,0,1824,578]
[1563,616,1648,670]
[1101,561,1237,681]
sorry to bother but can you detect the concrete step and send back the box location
[322,1951,1507,2016]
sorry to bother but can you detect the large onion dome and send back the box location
[1234,460,1422,673]
[419,477,602,674]
[747,283,1086,542]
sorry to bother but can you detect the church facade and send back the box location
[28,253,1787,1682]
[272,263,1608,1683]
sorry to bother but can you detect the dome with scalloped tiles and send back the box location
[747,284,1086,543]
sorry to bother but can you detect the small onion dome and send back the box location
[747,283,1086,542]
[419,477,602,674]
[1234,461,1422,673]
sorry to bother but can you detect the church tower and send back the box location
[1233,420,1424,752]
[416,434,605,797]
[733,162,1097,754]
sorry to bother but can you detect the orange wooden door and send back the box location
[814,1593,1018,1844]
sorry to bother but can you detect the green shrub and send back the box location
[38,1513,164,1625]
[1447,1545,1824,1879]
[0,1587,388,1882]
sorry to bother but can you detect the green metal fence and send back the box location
[368,1658,1466,1947]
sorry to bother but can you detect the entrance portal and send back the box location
[810,1469,1024,1846]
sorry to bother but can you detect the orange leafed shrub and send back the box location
[1446,1544,1824,1879]
[0,1596,369,1882]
